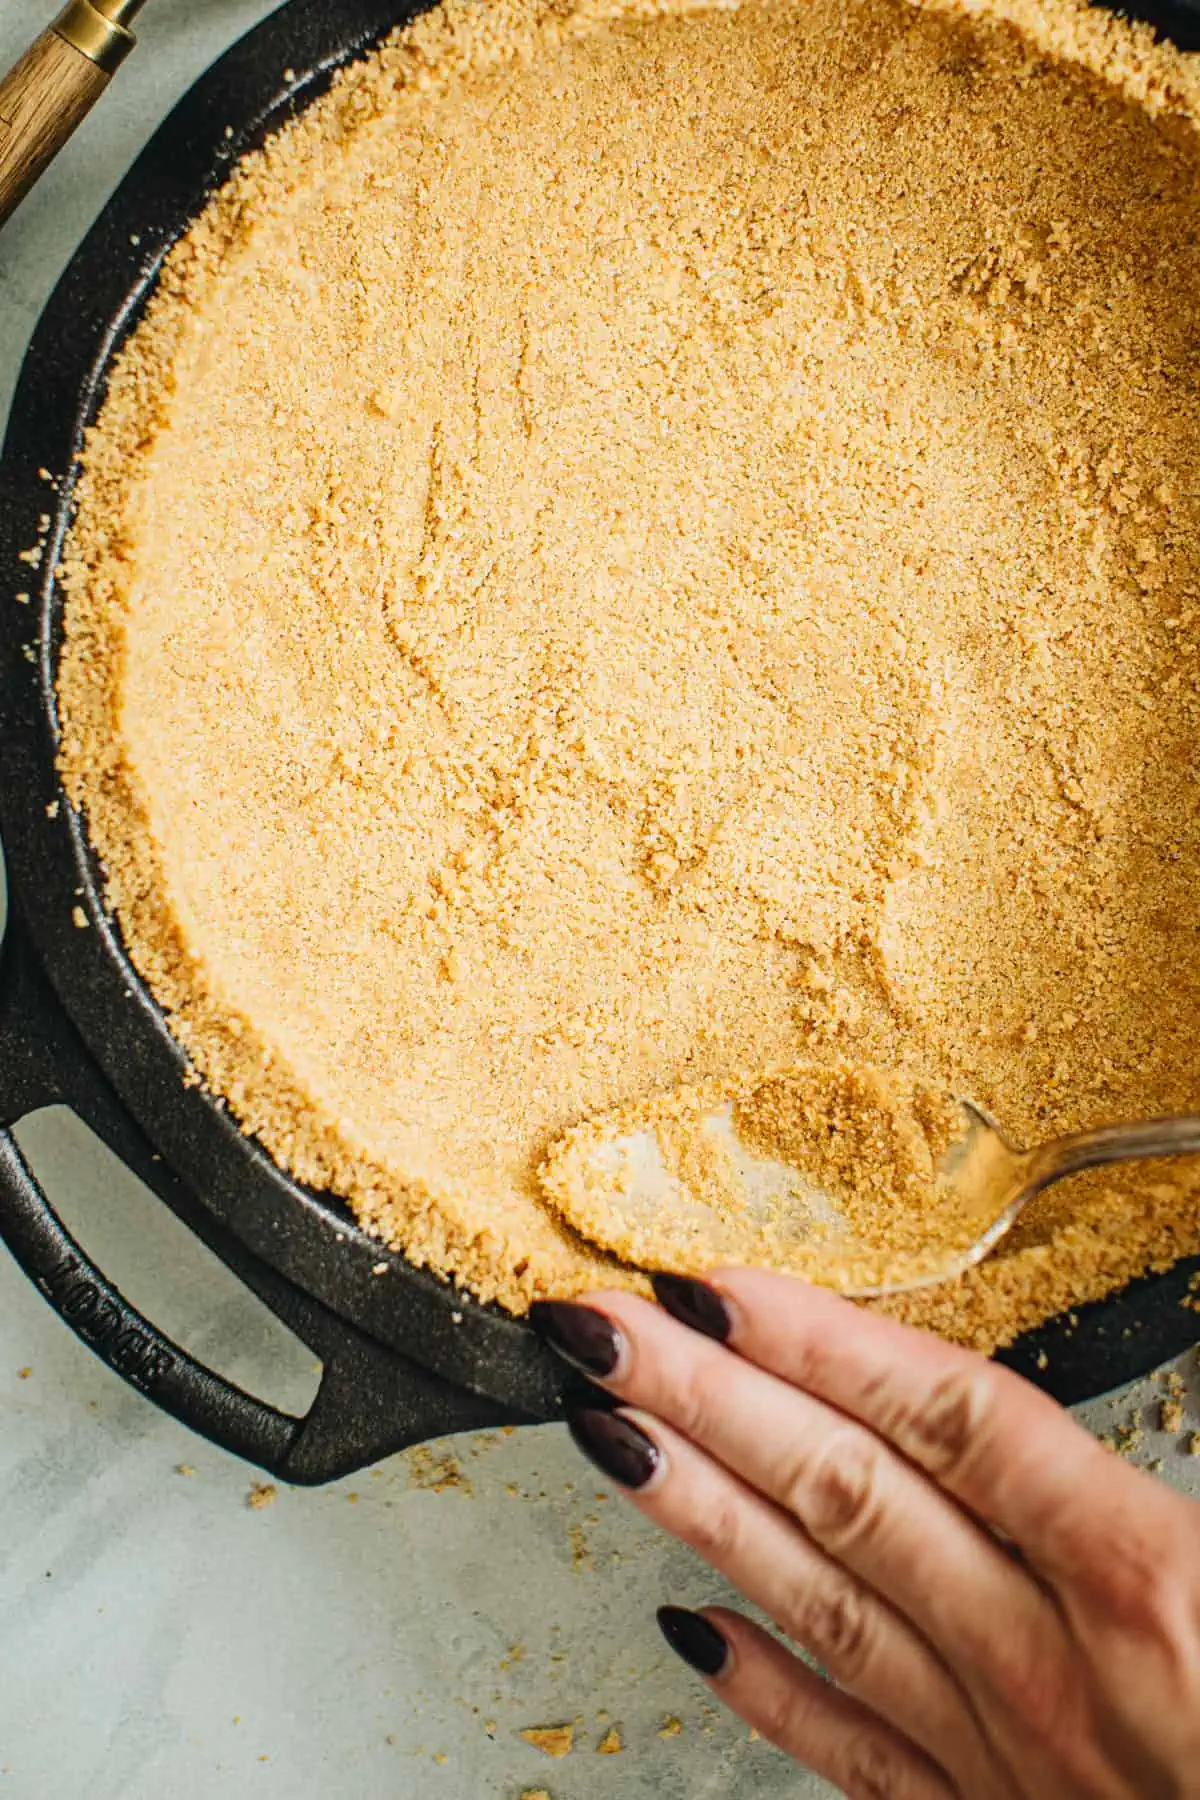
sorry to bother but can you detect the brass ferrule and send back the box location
[52,0,138,74]
[91,0,149,23]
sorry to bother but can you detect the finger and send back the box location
[545,1294,1066,1705]
[569,1404,1006,1795]
[673,1267,1181,1585]
[661,1604,959,1800]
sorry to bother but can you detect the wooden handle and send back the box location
[0,27,111,229]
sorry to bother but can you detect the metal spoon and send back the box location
[541,1089,1200,1297]
[863,1100,1200,1297]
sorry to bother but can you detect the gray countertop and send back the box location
[1,6,1197,1796]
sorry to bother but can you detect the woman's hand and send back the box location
[532,1272,1200,1799]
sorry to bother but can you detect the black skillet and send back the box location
[1,0,1199,1484]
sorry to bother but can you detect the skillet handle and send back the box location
[0,2,136,230]
[0,1127,301,1467]
[0,910,521,1480]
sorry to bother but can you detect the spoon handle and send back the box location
[1023,1114,1200,1196]
[0,1,137,230]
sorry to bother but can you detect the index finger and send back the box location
[662,1267,1173,1582]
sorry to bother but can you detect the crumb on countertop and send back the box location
[519,1725,574,1758]
[406,1447,473,1495]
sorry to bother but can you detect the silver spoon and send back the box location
[864,1100,1200,1296]
[540,1088,1200,1296]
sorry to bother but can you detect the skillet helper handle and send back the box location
[0,912,520,1478]
[0,1107,516,1479]
[0,914,302,1468]
[0,1131,302,1470]
[0,0,138,229]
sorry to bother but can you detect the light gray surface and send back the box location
[0,5,1198,1797]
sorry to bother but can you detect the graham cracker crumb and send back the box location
[247,1482,277,1511]
[519,1725,574,1758]
[1160,1397,1186,1433]
[57,0,1200,1343]
[597,1727,623,1754]
[658,1717,683,1739]
[406,1447,473,1494]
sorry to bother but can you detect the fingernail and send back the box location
[567,1408,661,1490]
[651,1274,732,1343]
[530,1301,624,1378]
[657,1606,730,1678]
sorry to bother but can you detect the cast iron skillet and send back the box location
[2,0,1199,1485]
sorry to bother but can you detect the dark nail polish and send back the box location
[568,1408,661,1490]
[558,1372,618,1417]
[652,1274,732,1343]
[530,1301,623,1378]
[657,1606,730,1678]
